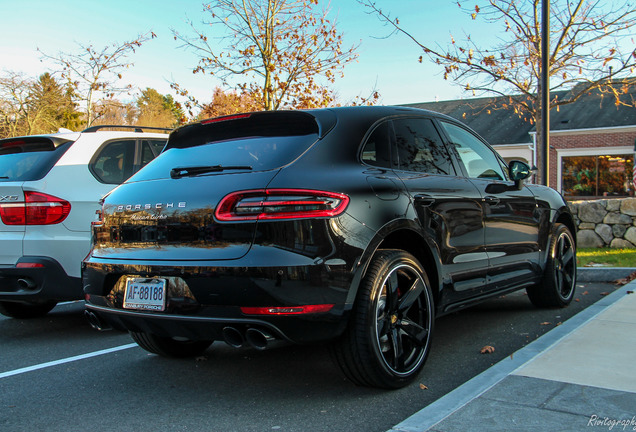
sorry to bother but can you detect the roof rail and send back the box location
[81,125,172,133]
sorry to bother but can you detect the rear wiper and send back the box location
[170,165,252,179]
[0,176,8,179]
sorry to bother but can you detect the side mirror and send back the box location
[508,160,531,189]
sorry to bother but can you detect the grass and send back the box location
[577,248,636,268]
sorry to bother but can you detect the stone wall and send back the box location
[568,198,636,248]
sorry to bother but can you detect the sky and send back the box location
[0,0,495,109]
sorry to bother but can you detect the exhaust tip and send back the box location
[84,310,112,331]
[222,326,244,348]
[245,328,275,351]
[17,278,36,290]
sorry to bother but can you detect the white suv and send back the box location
[0,125,169,318]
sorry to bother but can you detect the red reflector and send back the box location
[201,113,251,124]
[240,304,334,315]
[16,262,44,268]
[216,189,349,222]
[0,203,25,225]
[0,192,71,225]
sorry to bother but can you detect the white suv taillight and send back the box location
[0,191,71,225]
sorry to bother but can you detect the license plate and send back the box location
[123,278,166,311]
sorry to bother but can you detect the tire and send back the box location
[130,332,213,358]
[331,249,435,389]
[0,300,57,318]
[527,223,577,308]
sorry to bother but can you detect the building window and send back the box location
[562,154,634,197]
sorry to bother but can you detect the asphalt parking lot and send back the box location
[0,281,621,432]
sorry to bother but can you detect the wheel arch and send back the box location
[555,208,577,248]
[352,222,443,308]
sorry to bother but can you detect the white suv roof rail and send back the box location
[81,125,172,133]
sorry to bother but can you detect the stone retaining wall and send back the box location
[568,198,636,248]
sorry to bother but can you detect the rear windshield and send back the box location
[0,138,73,181]
[129,112,320,181]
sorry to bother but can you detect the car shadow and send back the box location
[0,301,126,345]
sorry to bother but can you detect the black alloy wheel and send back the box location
[332,249,434,389]
[527,223,577,308]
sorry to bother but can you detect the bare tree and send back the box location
[172,0,359,111]
[0,71,31,137]
[0,71,79,138]
[39,32,156,126]
[361,0,636,162]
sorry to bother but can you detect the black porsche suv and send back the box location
[83,106,576,389]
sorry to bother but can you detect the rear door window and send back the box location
[92,138,167,184]
[393,118,454,175]
[141,139,166,165]
[0,138,73,181]
[91,140,136,184]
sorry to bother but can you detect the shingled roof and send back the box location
[402,83,636,146]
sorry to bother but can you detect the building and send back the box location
[405,83,636,200]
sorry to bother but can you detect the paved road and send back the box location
[0,281,620,432]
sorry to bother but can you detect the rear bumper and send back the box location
[0,256,83,302]
[82,257,357,344]
[85,303,345,344]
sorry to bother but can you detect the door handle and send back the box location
[414,194,435,206]
[483,196,500,205]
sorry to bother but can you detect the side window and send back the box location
[393,118,454,175]
[361,121,392,169]
[91,140,136,184]
[140,139,166,166]
[440,121,506,181]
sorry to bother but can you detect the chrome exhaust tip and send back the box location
[84,310,112,331]
[245,328,275,351]
[222,326,245,348]
[17,278,36,290]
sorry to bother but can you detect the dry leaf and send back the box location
[616,272,636,285]
[540,322,551,325]
[582,291,589,295]
[600,292,610,296]
[480,345,495,354]
[419,383,428,390]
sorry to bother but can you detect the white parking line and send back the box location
[0,343,137,379]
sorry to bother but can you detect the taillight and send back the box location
[240,304,334,315]
[0,192,71,225]
[0,202,24,224]
[215,189,349,222]
[201,113,251,124]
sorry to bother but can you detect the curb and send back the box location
[577,267,636,282]
[389,279,636,432]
